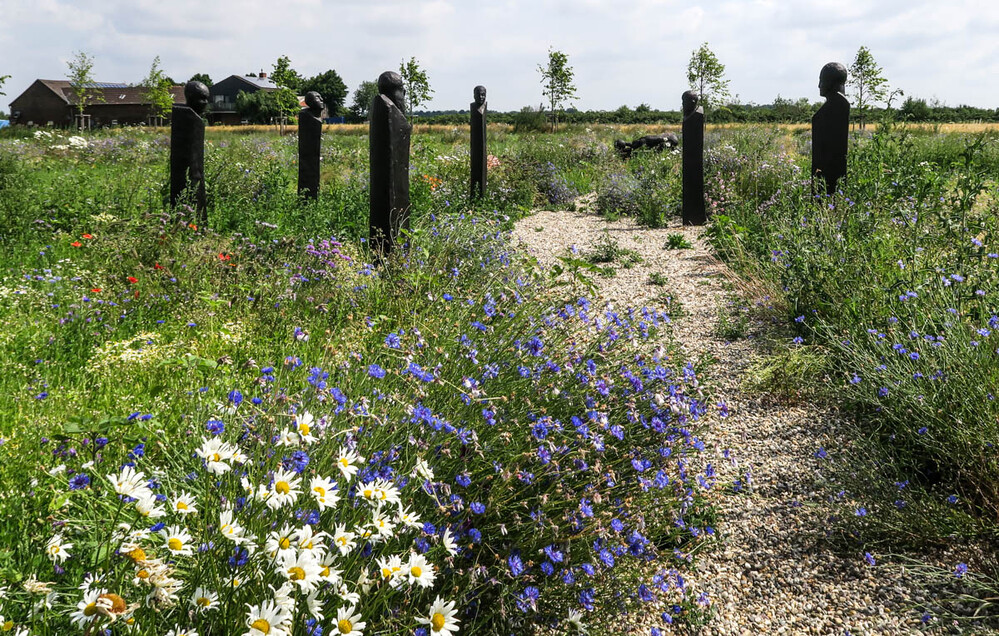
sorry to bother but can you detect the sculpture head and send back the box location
[377,71,406,112]
[184,81,210,116]
[818,62,848,98]
[682,90,699,116]
[473,85,487,107]
[305,91,324,115]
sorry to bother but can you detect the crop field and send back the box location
[0,121,996,633]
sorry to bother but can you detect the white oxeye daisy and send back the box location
[337,584,361,606]
[0,615,13,632]
[265,524,297,560]
[412,457,435,481]
[406,552,437,588]
[219,509,246,543]
[441,528,459,557]
[172,492,198,515]
[377,554,406,588]
[294,524,327,555]
[45,534,73,564]
[334,605,366,636]
[69,588,111,628]
[106,466,151,499]
[293,412,317,445]
[195,437,235,475]
[280,551,323,592]
[310,476,340,511]
[305,589,324,620]
[276,429,299,447]
[332,525,356,556]
[397,505,422,529]
[134,492,167,519]
[189,587,219,612]
[335,447,363,481]
[272,582,296,612]
[416,596,460,636]
[160,525,194,556]
[244,599,291,636]
[267,470,302,510]
[566,608,587,633]
[317,552,342,585]
[165,626,199,636]
[371,511,396,539]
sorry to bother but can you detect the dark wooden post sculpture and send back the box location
[369,71,412,256]
[470,85,487,200]
[298,91,324,200]
[170,81,209,223]
[681,90,706,226]
[811,62,850,196]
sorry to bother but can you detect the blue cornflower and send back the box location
[508,550,525,577]
[384,332,401,348]
[814,447,828,459]
[227,389,243,405]
[455,473,471,488]
[206,419,225,436]
[368,364,386,379]
[470,502,486,514]
[955,563,968,578]
[282,450,310,474]
[68,473,90,490]
[864,552,876,566]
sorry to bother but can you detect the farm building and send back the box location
[8,80,185,127]
[207,73,281,125]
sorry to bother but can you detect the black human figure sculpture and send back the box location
[811,62,850,196]
[470,85,487,200]
[681,91,706,226]
[170,81,209,223]
[369,71,412,256]
[298,91,324,199]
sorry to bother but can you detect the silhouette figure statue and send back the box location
[681,90,706,225]
[298,91,324,199]
[369,71,412,256]
[470,85,487,199]
[170,81,209,223]
[811,62,850,195]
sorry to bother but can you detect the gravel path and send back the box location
[512,200,957,635]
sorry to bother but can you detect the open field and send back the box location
[0,121,997,633]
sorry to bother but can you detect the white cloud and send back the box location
[2,0,998,112]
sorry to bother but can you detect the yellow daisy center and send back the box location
[196,596,211,607]
[411,566,423,577]
[381,567,392,578]
[321,565,331,577]
[302,540,313,549]
[168,538,184,551]
[299,423,310,436]
[50,545,60,553]
[250,618,271,634]
[337,536,347,545]
[212,453,221,462]
[337,619,353,634]
[275,481,290,495]
[362,488,373,498]
[127,547,146,562]
[136,569,150,580]
[431,612,446,631]
[3,620,14,631]
[82,602,98,617]
[340,458,349,467]
[313,486,326,497]
[176,501,189,510]
[288,566,307,581]
[278,537,291,550]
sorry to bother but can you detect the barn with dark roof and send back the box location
[9,80,185,127]
[207,73,281,125]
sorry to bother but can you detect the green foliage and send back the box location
[399,57,434,122]
[743,346,831,404]
[270,54,304,92]
[849,46,890,130]
[140,56,174,121]
[65,50,102,119]
[0,73,10,96]
[234,88,299,124]
[349,80,378,121]
[665,233,692,250]
[687,42,730,109]
[188,72,213,87]
[510,104,549,133]
[300,69,348,117]
[538,48,577,132]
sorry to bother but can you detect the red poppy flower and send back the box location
[81,233,94,239]
[218,253,231,261]
[91,288,102,293]
[154,263,164,270]
[188,223,198,230]
[127,276,138,284]
[71,241,82,247]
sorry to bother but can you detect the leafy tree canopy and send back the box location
[399,57,434,122]
[538,47,577,132]
[271,55,304,92]
[300,69,348,117]
[189,73,213,87]
[349,80,379,121]
[686,42,730,109]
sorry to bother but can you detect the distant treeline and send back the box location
[414,98,999,126]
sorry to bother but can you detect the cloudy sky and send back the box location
[3,0,997,112]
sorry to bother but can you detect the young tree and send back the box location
[398,57,434,123]
[0,74,10,96]
[188,73,213,87]
[349,80,379,121]
[686,42,730,109]
[849,46,889,130]
[271,55,304,92]
[538,48,576,132]
[140,56,175,123]
[66,51,103,125]
[300,69,348,117]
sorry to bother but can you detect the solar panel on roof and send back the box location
[73,82,130,89]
